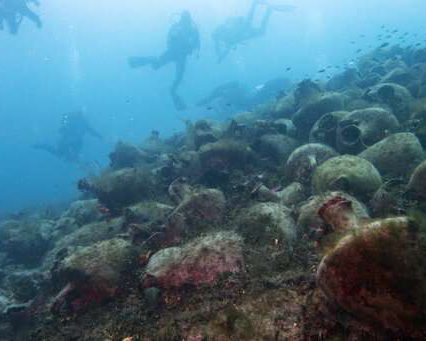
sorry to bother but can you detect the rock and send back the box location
[381,67,413,86]
[0,290,12,314]
[292,92,345,137]
[273,119,296,137]
[124,202,173,225]
[0,220,50,267]
[49,217,79,241]
[253,182,306,207]
[277,182,306,207]
[359,133,424,178]
[189,120,220,150]
[61,199,103,226]
[273,94,296,118]
[144,287,161,308]
[52,238,135,314]
[317,214,426,336]
[408,160,426,198]
[336,107,400,154]
[237,202,296,247]
[198,140,253,172]
[326,68,360,91]
[144,231,243,288]
[167,188,226,238]
[356,72,381,89]
[78,168,154,211]
[309,111,348,148]
[285,143,338,185]
[5,270,44,302]
[312,155,382,198]
[254,134,299,163]
[369,181,405,218]
[297,192,369,233]
[43,218,125,271]
[109,141,151,169]
[293,79,322,109]
[365,83,413,122]
[253,185,281,203]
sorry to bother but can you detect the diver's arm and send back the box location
[193,27,201,53]
[218,46,231,63]
[28,0,40,6]
[86,125,102,140]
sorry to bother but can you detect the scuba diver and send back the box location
[197,81,251,114]
[128,11,200,111]
[212,0,295,63]
[197,77,292,114]
[0,0,42,35]
[33,111,102,163]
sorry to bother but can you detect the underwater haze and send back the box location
[1,0,425,216]
[4,0,426,339]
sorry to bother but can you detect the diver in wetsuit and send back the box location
[0,0,42,35]
[197,77,292,116]
[128,11,200,111]
[212,0,295,63]
[33,112,102,163]
[197,81,251,113]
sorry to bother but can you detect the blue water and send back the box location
[1,0,426,216]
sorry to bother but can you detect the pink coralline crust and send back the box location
[318,195,358,232]
[51,281,116,314]
[318,196,351,221]
[145,231,244,288]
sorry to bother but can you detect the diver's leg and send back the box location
[247,0,264,23]
[170,58,187,110]
[213,37,222,62]
[5,16,19,35]
[33,143,59,157]
[152,51,174,70]
[20,7,42,28]
[257,7,273,36]
[218,46,231,63]
[171,57,186,93]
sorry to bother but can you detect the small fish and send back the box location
[206,106,213,111]
[392,29,398,33]
[356,49,362,53]
[350,41,356,44]
[286,67,292,71]
[318,69,326,73]
[415,43,422,47]
[379,42,390,48]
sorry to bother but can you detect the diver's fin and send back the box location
[269,4,296,12]
[171,92,187,111]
